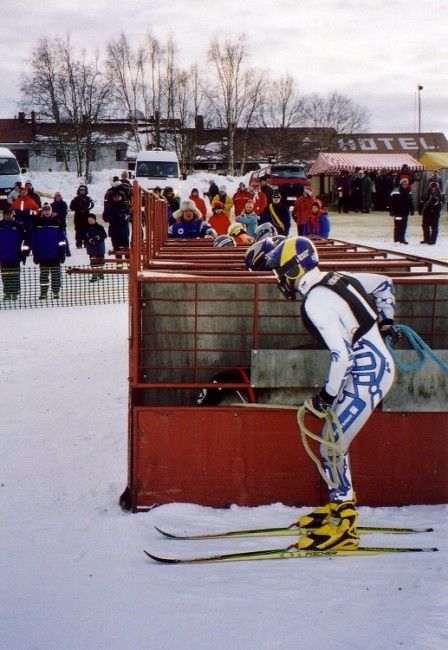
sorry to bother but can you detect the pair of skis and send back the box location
[145,523,437,564]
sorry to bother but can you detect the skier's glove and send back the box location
[379,319,401,345]
[303,388,335,419]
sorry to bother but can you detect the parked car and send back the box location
[249,163,311,206]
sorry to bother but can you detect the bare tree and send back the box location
[207,36,264,174]
[106,33,145,150]
[303,91,370,149]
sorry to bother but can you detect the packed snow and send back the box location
[1,170,447,650]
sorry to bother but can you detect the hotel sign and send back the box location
[337,133,448,153]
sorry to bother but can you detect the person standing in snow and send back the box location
[70,185,95,249]
[102,188,131,263]
[189,188,208,220]
[389,178,414,244]
[0,205,27,300]
[83,214,107,282]
[245,236,398,551]
[31,203,66,299]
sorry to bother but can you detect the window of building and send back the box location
[116,148,127,162]
[11,149,29,168]
[55,148,70,162]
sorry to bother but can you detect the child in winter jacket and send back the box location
[83,214,107,282]
[208,201,231,236]
[236,201,258,237]
[303,200,330,238]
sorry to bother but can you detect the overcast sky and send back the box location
[2,0,446,134]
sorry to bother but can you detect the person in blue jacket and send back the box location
[31,203,66,299]
[259,192,291,236]
[83,214,107,282]
[168,200,216,238]
[102,188,131,265]
[0,205,27,300]
[303,200,331,238]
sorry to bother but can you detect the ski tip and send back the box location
[154,525,181,539]
[144,549,182,564]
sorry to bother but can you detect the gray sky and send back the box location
[2,0,446,134]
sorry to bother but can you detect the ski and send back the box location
[145,545,438,564]
[154,524,433,541]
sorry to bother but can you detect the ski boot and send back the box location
[294,517,360,551]
[295,499,358,530]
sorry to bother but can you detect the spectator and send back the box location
[102,188,131,263]
[169,199,216,239]
[375,169,394,211]
[208,201,231,236]
[0,205,27,300]
[162,187,180,224]
[104,177,122,204]
[236,201,258,237]
[24,180,42,208]
[189,187,208,219]
[334,171,350,214]
[120,171,132,202]
[70,185,95,249]
[349,168,363,213]
[303,200,331,238]
[260,191,291,236]
[11,187,40,230]
[389,178,414,244]
[418,182,443,245]
[51,191,70,256]
[31,203,66,299]
[7,181,22,205]
[361,172,373,213]
[227,222,254,246]
[211,186,233,217]
[394,164,415,188]
[251,181,268,216]
[292,186,315,234]
[83,214,107,281]
[259,176,274,204]
[206,179,219,201]
[232,182,254,217]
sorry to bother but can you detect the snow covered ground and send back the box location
[1,171,447,650]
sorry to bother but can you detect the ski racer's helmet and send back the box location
[245,237,277,270]
[213,234,237,248]
[254,222,278,242]
[265,236,319,300]
[228,223,247,238]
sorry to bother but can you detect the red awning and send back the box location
[309,152,425,175]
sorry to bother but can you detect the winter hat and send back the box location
[88,213,97,220]
[272,192,281,199]
[173,199,202,220]
[78,184,88,192]
[212,200,224,210]
[2,205,13,215]
[190,187,199,195]
[111,187,122,197]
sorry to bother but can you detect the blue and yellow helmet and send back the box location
[245,237,277,270]
[266,236,319,280]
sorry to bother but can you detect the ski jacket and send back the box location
[292,195,314,226]
[260,203,291,236]
[232,190,254,217]
[297,268,395,397]
[189,194,208,219]
[31,216,66,264]
[51,200,68,228]
[102,201,131,238]
[0,219,27,263]
[11,196,40,230]
[208,212,231,236]
[303,210,330,238]
[70,193,95,216]
[83,222,107,257]
[236,211,258,237]
[168,218,216,239]
[389,187,414,217]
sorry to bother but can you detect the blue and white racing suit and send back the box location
[298,267,396,502]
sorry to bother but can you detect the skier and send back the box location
[245,236,398,551]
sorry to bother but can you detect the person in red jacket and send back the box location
[232,182,254,217]
[208,201,231,236]
[11,188,40,230]
[189,188,208,220]
[292,187,315,235]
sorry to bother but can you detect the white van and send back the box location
[0,147,24,207]
[134,149,181,191]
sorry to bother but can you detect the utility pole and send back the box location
[417,84,423,159]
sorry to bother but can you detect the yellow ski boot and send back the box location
[296,503,333,529]
[293,500,360,550]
